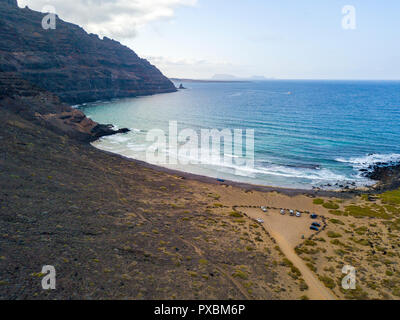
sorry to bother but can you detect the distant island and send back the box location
[211,74,275,81]
[171,74,275,83]
[2,0,400,302]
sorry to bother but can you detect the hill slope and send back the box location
[0,106,303,299]
[0,0,176,105]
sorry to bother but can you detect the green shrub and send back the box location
[329,210,344,216]
[299,280,309,291]
[313,199,324,205]
[232,269,248,280]
[327,231,342,238]
[306,262,317,272]
[323,202,340,210]
[343,286,369,300]
[334,249,346,257]
[345,205,390,219]
[355,226,368,235]
[351,238,369,246]
[330,219,344,225]
[330,239,344,246]
[318,275,336,289]
[229,211,243,218]
[304,240,317,246]
[379,188,400,206]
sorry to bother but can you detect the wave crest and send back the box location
[336,153,400,169]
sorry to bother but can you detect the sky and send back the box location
[18,0,400,80]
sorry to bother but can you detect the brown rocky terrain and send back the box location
[1,0,400,301]
[0,0,176,105]
[0,106,305,300]
[0,72,130,142]
[0,1,304,300]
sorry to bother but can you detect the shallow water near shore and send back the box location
[79,80,400,190]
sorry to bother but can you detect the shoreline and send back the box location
[95,146,362,199]
[78,89,400,197]
[3,105,400,300]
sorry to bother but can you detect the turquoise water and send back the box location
[79,80,400,190]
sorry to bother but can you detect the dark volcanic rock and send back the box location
[0,0,176,105]
[0,72,129,142]
[0,0,171,142]
[361,161,400,191]
[362,162,400,181]
[91,124,130,140]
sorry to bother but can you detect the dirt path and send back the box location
[244,209,336,300]
[180,239,251,299]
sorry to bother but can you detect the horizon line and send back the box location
[169,77,400,82]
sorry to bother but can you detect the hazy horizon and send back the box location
[18,0,400,80]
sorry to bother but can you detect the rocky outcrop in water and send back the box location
[0,72,129,142]
[361,161,400,191]
[0,0,176,105]
[178,84,187,89]
[0,0,182,141]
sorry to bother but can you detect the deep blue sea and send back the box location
[78,80,400,190]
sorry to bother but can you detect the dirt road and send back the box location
[243,208,336,300]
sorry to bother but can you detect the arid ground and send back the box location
[1,107,400,300]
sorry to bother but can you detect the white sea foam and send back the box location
[336,153,400,169]
[97,135,350,182]
[238,164,348,181]
[165,147,348,181]
[126,143,148,152]
[104,135,131,143]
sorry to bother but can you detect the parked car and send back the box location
[310,213,318,219]
[261,206,268,213]
[310,226,319,231]
[312,222,321,227]
[296,211,301,217]
[280,209,286,215]
[256,218,264,224]
[289,210,294,216]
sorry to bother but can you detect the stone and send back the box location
[0,3,176,105]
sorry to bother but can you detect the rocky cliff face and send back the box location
[0,0,176,105]
[0,72,130,142]
[0,0,176,141]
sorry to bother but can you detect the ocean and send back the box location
[78,80,400,190]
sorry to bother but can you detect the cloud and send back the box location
[17,0,197,39]
[144,55,238,78]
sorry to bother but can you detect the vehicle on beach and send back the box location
[261,206,268,212]
[280,209,286,215]
[310,213,318,219]
[312,222,321,227]
[296,211,301,217]
[256,218,264,224]
[310,226,319,231]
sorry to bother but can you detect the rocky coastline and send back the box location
[0,0,180,141]
[361,161,400,192]
[0,0,176,105]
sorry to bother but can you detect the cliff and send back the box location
[0,72,130,142]
[0,0,176,105]
[0,0,177,141]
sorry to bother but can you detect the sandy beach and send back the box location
[190,179,400,300]
[2,105,400,300]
